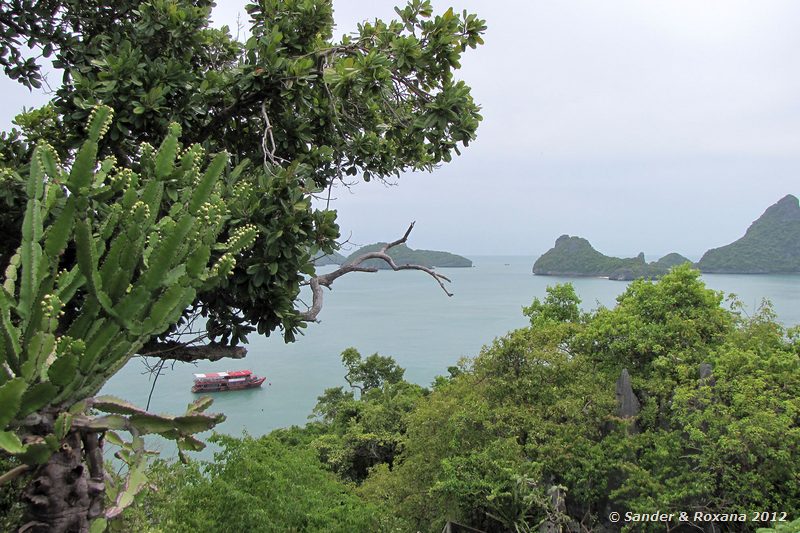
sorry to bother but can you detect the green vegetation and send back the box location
[345,243,472,269]
[534,194,800,278]
[0,0,484,344]
[0,0,485,529]
[0,113,245,531]
[119,434,403,533]
[698,194,800,273]
[533,235,690,280]
[312,251,347,266]
[122,266,799,532]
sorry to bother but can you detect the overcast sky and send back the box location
[3,1,798,258]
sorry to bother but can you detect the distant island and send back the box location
[344,243,472,270]
[312,251,346,266]
[532,235,690,280]
[697,194,800,274]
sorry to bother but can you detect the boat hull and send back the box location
[191,376,266,393]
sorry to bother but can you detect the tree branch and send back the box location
[138,341,247,362]
[300,222,453,322]
[0,464,30,486]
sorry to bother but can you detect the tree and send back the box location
[341,347,406,394]
[310,349,425,482]
[0,0,486,351]
[118,433,403,533]
[0,109,260,531]
[0,2,485,530]
[522,282,582,327]
[359,268,799,532]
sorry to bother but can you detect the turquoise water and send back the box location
[102,256,799,455]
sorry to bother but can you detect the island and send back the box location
[343,243,472,269]
[697,194,800,274]
[312,251,346,266]
[532,235,690,280]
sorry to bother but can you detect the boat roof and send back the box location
[193,370,253,379]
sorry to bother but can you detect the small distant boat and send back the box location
[191,370,266,393]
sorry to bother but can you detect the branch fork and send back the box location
[300,222,453,322]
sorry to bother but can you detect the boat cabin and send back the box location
[191,370,266,393]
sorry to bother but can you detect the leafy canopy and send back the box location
[0,0,486,343]
[359,266,799,532]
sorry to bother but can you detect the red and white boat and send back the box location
[191,370,266,393]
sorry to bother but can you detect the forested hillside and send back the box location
[698,194,800,273]
[118,266,799,533]
[533,235,690,280]
[345,243,472,269]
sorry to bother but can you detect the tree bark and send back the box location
[20,431,104,533]
[300,222,453,322]
[138,340,247,362]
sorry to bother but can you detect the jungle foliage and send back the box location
[0,1,484,529]
[127,266,799,532]
[118,433,407,533]
[0,0,485,344]
[697,194,800,274]
[0,108,256,531]
[343,243,473,269]
[532,235,692,281]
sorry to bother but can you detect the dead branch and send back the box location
[0,464,30,486]
[300,222,453,322]
[261,99,286,168]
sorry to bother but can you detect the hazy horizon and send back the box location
[2,1,798,257]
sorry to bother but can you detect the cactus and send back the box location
[0,106,258,531]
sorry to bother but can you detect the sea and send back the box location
[102,256,800,457]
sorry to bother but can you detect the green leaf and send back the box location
[92,395,146,416]
[86,105,113,141]
[189,151,227,214]
[177,434,206,452]
[18,382,58,418]
[74,217,100,292]
[38,144,61,180]
[54,412,73,440]
[68,140,98,191]
[48,353,78,387]
[84,414,129,431]
[187,396,214,414]
[104,431,125,447]
[18,208,43,322]
[89,518,108,533]
[128,413,177,435]
[26,332,56,380]
[172,413,225,434]
[106,462,148,519]
[0,378,27,427]
[154,124,180,179]
[0,431,24,454]
[44,196,76,257]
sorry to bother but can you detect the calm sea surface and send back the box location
[102,256,800,455]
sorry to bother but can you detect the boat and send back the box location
[191,370,266,393]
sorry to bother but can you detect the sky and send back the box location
[2,1,799,258]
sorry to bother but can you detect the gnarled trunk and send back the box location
[20,431,104,533]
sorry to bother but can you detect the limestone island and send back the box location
[312,251,347,266]
[532,235,690,281]
[697,194,800,274]
[344,243,472,269]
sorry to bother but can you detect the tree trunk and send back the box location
[20,431,104,533]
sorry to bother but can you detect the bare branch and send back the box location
[261,99,286,168]
[381,221,415,252]
[0,464,30,486]
[300,222,453,322]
